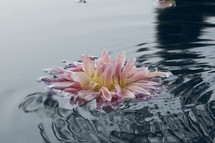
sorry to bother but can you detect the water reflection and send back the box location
[20,91,215,142]
[19,0,215,142]
[153,0,215,105]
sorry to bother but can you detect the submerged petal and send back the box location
[40,77,68,83]
[77,90,99,101]
[63,87,80,94]
[49,81,81,90]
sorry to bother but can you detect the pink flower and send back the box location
[41,50,171,107]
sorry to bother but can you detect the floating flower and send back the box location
[41,50,171,108]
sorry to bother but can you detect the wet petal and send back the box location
[145,71,168,78]
[40,77,67,83]
[131,82,157,90]
[77,90,99,101]
[50,67,72,75]
[127,71,147,83]
[126,84,151,96]
[101,86,112,101]
[75,72,91,88]
[63,88,80,94]
[49,81,81,90]
[119,88,135,99]
[114,84,121,93]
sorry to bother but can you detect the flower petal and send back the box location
[119,88,135,99]
[126,71,147,83]
[145,71,169,78]
[75,72,91,88]
[63,87,80,94]
[114,51,126,66]
[102,65,114,87]
[81,54,95,77]
[40,77,67,83]
[100,86,112,102]
[120,58,136,84]
[101,49,112,63]
[126,84,151,96]
[136,80,160,85]
[77,90,99,101]
[49,81,81,90]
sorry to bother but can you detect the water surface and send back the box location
[1,0,215,142]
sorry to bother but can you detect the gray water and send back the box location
[1,0,215,142]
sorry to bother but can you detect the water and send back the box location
[1,0,215,142]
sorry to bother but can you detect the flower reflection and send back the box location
[41,50,171,108]
[76,0,86,3]
[156,0,176,9]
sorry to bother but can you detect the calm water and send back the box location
[1,0,215,142]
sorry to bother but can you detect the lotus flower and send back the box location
[41,50,171,108]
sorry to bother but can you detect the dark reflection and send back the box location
[134,0,215,142]
[137,0,215,105]
[20,92,215,143]
[157,0,215,50]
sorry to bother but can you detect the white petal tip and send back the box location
[165,72,173,78]
[43,68,52,73]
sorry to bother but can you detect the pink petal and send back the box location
[114,51,126,66]
[63,88,80,94]
[77,90,99,101]
[40,77,67,83]
[49,81,81,89]
[126,71,147,83]
[100,86,112,102]
[50,67,72,75]
[102,65,114,87]
[75,72,91,88]
[101,49,112,63]
[114,84,121,93]
[126,84,151,96]
[130,82,157,90]
[63,74,74,81]
[81,54,95,77]
[120,58,136,84]
[127,67,142,79]
[69,65,84,72]
[119,88,135,99]
[114,63,122,82]
[135,80,160,85]
[145,71,168,78]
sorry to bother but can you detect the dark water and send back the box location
[1,0,215,143]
